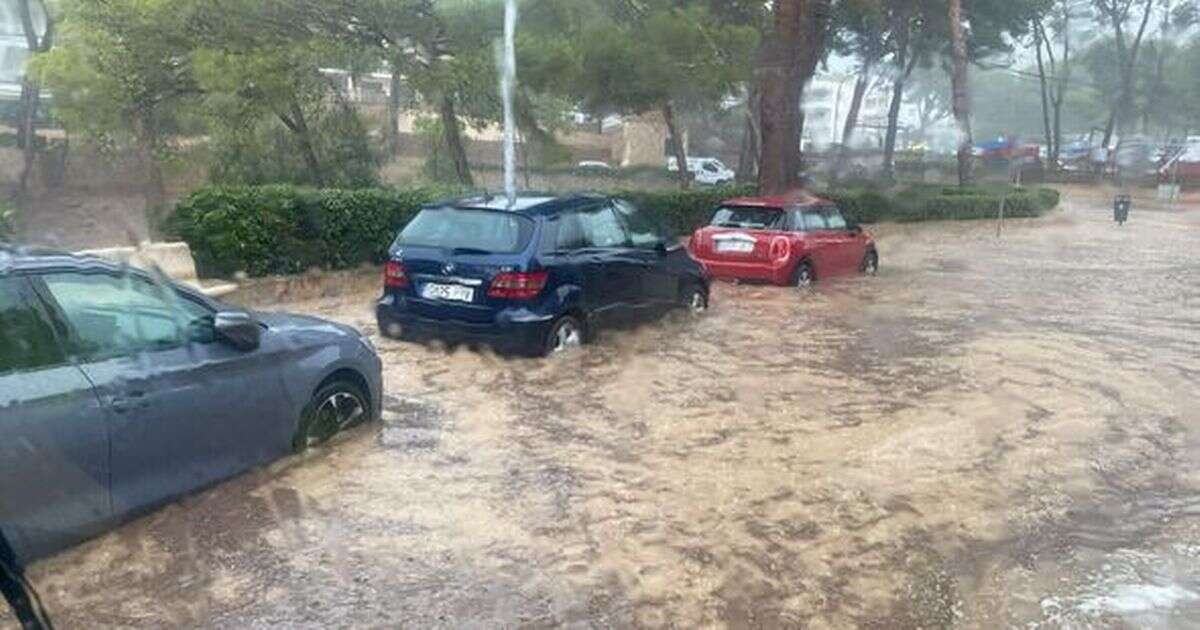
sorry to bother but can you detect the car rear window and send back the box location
[709,206,784,230]
[396,207,535,254]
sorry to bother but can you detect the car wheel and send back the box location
[294,380,370,452]
[861,250,879,276]
[683,285,708,314]
[792,261,815,289]
[544,315,584,356]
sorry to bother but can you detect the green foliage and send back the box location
[169,185,461,277]
[172,183,1061,279]
[572,3,758,118]
[0,200,16,240]
[617,185,757,235]
[208,106,380,188]
[823,185,1061,224]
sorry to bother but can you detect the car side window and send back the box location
[579,205,631,248]
[0,277,66,375]
[801,209,829,231]
[554,211,589,251]
[40,272,214,360]
[612,199,665,249]
[823,206,848,230]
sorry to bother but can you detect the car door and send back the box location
[33,270,292,517]
[0,276,111,562]
[575,203,641,319]
[794,207,838,277]
[820,205,862,275]
[611,199,678,306]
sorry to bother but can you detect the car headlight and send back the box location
[358,333,377,354]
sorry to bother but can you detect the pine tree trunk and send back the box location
[439,94,474,187]
[756,0,830,194]
[881,76,905,182]
[285,101,325,187]
[387,56,403,158]
[949,0,974,186]
[132,111,167,232]
[833,71,869,180]
[662,102,690,190]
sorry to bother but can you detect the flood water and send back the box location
[6,194,1199,628]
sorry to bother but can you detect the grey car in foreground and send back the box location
[0,248,383,563]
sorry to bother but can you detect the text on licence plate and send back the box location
[421,283,475,302]
[716,240,755,253]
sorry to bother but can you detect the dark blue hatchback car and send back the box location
[376,193,710,356]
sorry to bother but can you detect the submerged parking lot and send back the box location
[7,194,1199,628]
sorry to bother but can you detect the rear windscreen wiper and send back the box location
[450,247,493,256]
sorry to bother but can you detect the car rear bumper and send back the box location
[694,257,792,285]
[376,296,554,353]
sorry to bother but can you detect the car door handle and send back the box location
[110,391,149,414]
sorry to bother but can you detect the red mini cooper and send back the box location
[687,192,878,288]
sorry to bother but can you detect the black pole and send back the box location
[0,529,54,630]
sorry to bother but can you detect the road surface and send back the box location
[6,194,1199,628]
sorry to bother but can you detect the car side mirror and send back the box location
[214,311,262,351]
[655,240,670,255]
[847,224,863,235]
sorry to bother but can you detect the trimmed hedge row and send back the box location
[169,183,1060,279]
[169,185,458,278]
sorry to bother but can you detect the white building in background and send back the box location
[0,0,47,100]
[801,72,956,153]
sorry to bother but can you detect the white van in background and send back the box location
[666,157,736,186]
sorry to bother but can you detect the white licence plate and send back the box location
[421,283,475,303]
[716,240,755,253]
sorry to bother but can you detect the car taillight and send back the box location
[384,261,409,288]
[488,271,548,300]
[769,237,791,262]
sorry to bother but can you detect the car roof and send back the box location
[0,244,125,275]
[721,190,829,209]
[432,192,609,217]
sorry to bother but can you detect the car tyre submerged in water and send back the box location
[683,285,708,314]
[294,380,371,452]
[861,249,879,276]
[792,261,815,289]
[544,315,584,356]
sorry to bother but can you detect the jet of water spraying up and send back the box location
[501,0,518,208]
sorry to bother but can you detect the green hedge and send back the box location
[169,185,458,278]
[169,183,1059,279]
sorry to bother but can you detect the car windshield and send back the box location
[709,206,785,230]
[395,208,534,254]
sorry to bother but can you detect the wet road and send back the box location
[7,196,1199,628]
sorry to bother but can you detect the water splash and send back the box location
[500,0,518,208]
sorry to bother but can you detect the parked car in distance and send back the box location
[687,192,877,288]
[376,193,710,356]
[666,157,736,186]
[574,160,614,176]
[0,248,383,562]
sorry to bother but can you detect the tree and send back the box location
[878,0,942,181]
[16,0,54,196]
[948,0,974,185]
[1029,0,1091,168]
[756,0,834,195]
[36,0,204,213]
[831,0,887,179]
[908,67,952,141]
[1091,0,1156,143]
[573,2,756,189]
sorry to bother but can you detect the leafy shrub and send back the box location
[169,185,458,277]
[0,201,15,240]
[209,107,380,189]
[170,183,1060,279]
[618,185,757,235]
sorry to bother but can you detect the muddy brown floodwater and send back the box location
[5,194,1199,629]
